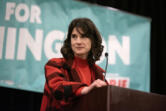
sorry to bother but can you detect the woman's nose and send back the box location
[76,37,82,43]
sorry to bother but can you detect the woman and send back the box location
[40,18,107,111]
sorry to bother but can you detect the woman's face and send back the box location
[71,27,91,59]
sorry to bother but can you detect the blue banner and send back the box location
[0,0,151,92]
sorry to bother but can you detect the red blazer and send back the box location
[40,58,105,111]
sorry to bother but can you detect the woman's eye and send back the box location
[81,34,88,38]
[71,34,77,38]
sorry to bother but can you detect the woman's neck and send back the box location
[74,54,87,60]
[74,56,88,67]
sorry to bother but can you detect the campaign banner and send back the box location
[0,0,151,92]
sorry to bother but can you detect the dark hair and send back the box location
[61,18,103,66]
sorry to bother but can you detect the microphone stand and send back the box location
[104,52,108,82]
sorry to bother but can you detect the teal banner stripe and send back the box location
[0,0,151,92]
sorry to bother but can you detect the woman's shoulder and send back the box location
[46,58,67,67]
[94,64,105,73]
[49,58,66,63]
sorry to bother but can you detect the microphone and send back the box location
[104,52,108,82]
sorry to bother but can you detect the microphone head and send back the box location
[105,52,108,57]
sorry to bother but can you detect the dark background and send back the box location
[0,0,165,110]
